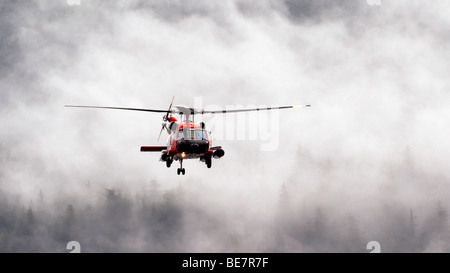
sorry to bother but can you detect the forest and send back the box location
[1,0,450,253]
[1,152,449,253]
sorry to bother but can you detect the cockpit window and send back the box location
[179,128,206,140]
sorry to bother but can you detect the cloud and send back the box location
[1,0,450,252]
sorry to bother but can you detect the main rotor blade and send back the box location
[167,96,175,114]
[163,96,175,121]
[201,104,311,114]
[157,125,165,141]
[64,105,169,113]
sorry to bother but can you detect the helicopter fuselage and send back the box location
[141,120,225,175]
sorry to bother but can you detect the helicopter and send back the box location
[65,97,310,175]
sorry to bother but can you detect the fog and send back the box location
[1,0,450,252]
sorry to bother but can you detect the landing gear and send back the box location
[205,155,212,168]
[166,156,173,168]
[177,159,186,175]
[177,168,185,175]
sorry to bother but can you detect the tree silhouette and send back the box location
[407,209,417,252]
[24,207,35,235]
[302,206,329,252]
[149,191,183,251]
[434,202,450,251]
[342,213,364,253]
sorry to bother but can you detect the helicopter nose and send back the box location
[191,143,200,153]
[177,139,209,153]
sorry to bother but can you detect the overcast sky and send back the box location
[1,0,450,252]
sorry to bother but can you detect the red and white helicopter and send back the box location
[66,97,310,175]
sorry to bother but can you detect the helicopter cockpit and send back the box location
[178,128,207,140]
